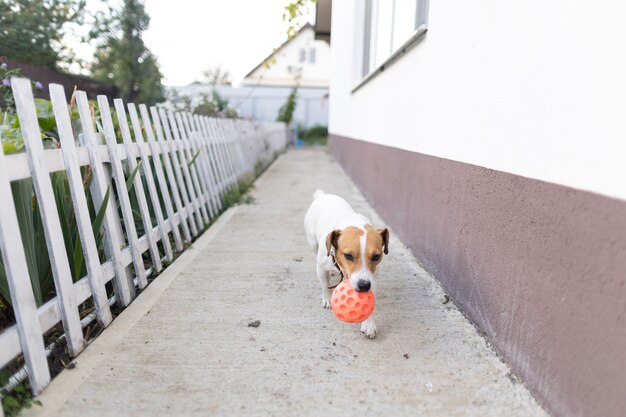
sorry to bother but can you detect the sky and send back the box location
[141,0,316,86]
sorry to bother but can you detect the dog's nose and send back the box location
[357,280,371,292]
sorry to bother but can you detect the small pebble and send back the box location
[403,353,409,359]
[248,320,261,328]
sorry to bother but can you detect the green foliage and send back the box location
[277,85,298,124]
[165,89,193,113]
[301,124,327,139]
[91,0,164,106]
[300,124,328,145]
[178,89,238,118]
[0,0,86,69]
[192,94,218,117]
[0,61,45,112]
[1,371,41,417]
[282,0,316,39]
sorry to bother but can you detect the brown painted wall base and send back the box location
[330,134,626,417]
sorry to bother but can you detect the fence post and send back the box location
[49,84,113,328]
[12,78,85,357]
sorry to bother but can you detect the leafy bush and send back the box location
[301,125,327,139]
[300,124,328,145]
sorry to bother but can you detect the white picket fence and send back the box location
[0,78,287,397]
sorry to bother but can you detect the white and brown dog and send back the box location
[304,190,389,338]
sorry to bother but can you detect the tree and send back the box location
[165,89,193,113]
[91,0,164,105]
[0,0,86,68]
[202,66,232,86]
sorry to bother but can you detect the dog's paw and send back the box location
[360,319,377,339]
[321,297,331,309]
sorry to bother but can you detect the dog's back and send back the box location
[304,190,367,250]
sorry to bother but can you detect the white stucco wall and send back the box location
[329,0,626,201]
[243,27,331,88]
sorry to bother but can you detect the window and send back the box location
[309,47,316,64]
[299,48,306,63]
[360,0,429,81]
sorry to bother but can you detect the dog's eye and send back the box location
[371,254,381,262]
[344,253,354,262]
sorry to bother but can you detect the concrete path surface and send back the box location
[22,149,548,417]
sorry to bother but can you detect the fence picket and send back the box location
[12,78,85,357]
[49,84,113,328]
[75,91,135,305]
[0,127,51,395]
[140,105,183,253]
[166,111,204,231]
[195,116,224,212]
[113,100,163,273]
[174,113,210,224]
[97,96,148,289]
[204,118,231,195]
[215,119,237,186]
[182,113,218,218]
[151,107,193,243]
[159,109,200,236]
[127,104,174,263]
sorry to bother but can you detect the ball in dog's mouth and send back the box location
[330,280,375,323]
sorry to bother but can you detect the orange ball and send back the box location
[331,280,375,323]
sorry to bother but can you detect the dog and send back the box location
[304,190,389,338]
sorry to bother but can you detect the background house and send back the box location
[318,1,626,417]
[173,24,330,129]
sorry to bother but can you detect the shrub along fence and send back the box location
[0,78,287,399]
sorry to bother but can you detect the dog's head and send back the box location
[326,225,389,292]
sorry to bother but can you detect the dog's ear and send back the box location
[326,229,341,256]
[378,228,390,255]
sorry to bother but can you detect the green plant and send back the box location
[277,85,298,124]
[1,370,41,417]
[0,95,142,308]
[301,124,327,139]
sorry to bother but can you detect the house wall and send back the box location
[243,27,331,88]
[327,2,626,417]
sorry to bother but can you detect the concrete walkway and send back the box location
[23,149,548,417]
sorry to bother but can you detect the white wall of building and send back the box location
[329,0,626,201]
[243,26,331,88]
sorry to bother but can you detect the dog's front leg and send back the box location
[360,283,377,338]
[360,315,377,338]
[316,264,332,308]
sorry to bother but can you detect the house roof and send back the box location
[314,0,332,42]
[242,23,314,80]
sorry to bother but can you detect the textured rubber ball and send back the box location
[331,280,375,323]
